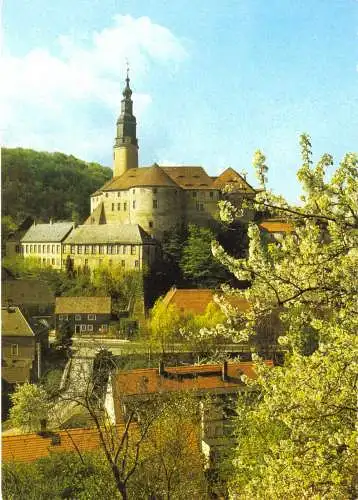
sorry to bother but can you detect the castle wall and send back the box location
[183,189,221,228]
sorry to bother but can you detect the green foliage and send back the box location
[2,451,119,500]
[9,383,50,432]
[131,392,208,499]
[149,298,185,351]
[213,135,358,497]
[180,224,232,287]
[56,320,73,349]
[1,147,111,224]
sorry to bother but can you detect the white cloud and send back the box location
[1,15,187,164]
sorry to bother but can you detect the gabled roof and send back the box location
[162,288,250,315]
[1,307,35,337]
[63,224,153,245]
[162,166,215,190]
[2,279,55,306]
[21,222,74,243]
[84,202,107,225]
[213,168,256,193]
[259,220,293,234]
[55,296,112,314]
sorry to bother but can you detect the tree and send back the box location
[149,298,185,352]
[211,135,358,497]
[9,383,50,432]
[181,224,231,287]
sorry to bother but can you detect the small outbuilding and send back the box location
[55,296,112,335]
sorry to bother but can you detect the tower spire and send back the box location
[113,66,139,177]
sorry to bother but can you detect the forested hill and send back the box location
[2,148,112,227]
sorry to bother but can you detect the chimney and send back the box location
[222,361,228,382]
[159,360,165,377]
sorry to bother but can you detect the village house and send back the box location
[1,306,37,385]
[55,296,112,335]
[104,360,273,468]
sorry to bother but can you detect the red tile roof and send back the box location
[259,220,293,233]
[2,427,102,462]
[162,288,250,315]
[2,425,136,463]
[113,361,273,400]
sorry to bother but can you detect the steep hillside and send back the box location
[2,148,112,226]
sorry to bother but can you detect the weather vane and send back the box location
[125,58,130,80]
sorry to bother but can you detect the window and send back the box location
[101,324,108,332]
[52,245,55,253]
[38,245,41,254]
[131,245,136,255]
[77,245,82,254]
[107,245,112,254]
[123,246,126,255]
[135,260,139,268]
[210,191,214,198]
[91,245,96,254]
[196,202,204,212]
[153,188,157,194]
[112,245,117,255]
[99,245,105,254]
[75,314,81,321]
[59,314,68,321]
[30,245,33,253]
[10,344,18,356]
[192,191,197,198]
[117,203,120,211]
[153,200,158,209]
[132,189,135,194]
[52,258,55,265]
[117,192,121,197]
[133,200,136,209]
[88,314,96,320]
[105,193,108,198]
[85,245,90,254]
[112,203,115,211]
[47,244,50,253]
[149,221,153,228]
[71,245,75,254]
[123,202,127,211]
[80,324,87,332]
[87,324,93,332]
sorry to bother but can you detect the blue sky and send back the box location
[3,0,358,200]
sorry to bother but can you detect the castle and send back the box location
[21,73,257,272]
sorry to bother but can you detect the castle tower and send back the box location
[113,69,138,177]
